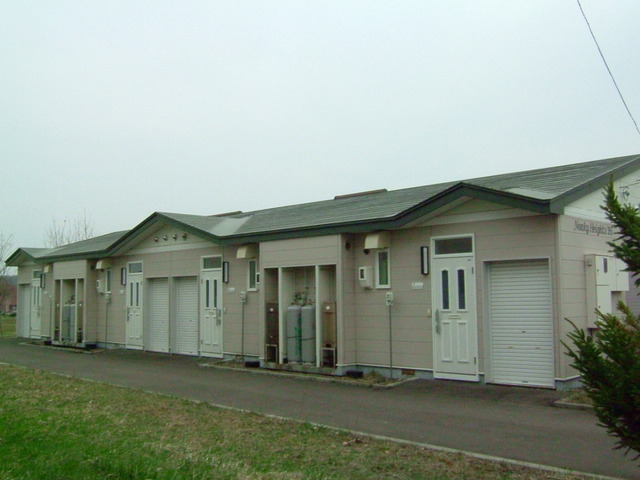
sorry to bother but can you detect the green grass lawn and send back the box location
[0,364,589,480]
[0,315,15,337]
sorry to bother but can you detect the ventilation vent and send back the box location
[334,189,387,200]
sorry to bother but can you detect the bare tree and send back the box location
[43,212,95,248]
[0,233,15,315]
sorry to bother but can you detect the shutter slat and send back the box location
[489,260,554,388]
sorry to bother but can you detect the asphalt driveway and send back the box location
[0,338,636,479]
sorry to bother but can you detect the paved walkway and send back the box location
[0,338,636,479]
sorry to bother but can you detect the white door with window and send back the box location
[200,270,223,357]
[30,276,42,338]
[126,263,143,349]
[431,236,478,381]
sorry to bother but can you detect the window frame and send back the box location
[432,235,474,258]
[375,248,391,289]
[247,259,259,291]
[105,269,112,294]
[202,255,223,271]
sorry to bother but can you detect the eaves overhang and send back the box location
[6,249,37,267]
[216,183,554,244]
[107,212,224,257]
[548,154,640,214]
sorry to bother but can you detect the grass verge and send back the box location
[0,315,15,338]
[0,364,590,480]
[559,389,593,407]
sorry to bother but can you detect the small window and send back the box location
[203,256,222,270]
[441,270,450,310]
[105,269,112,294]
[205,279,210,308]
[434,237,473,255]
[457,269,466,310]
[33,270,42,279]
[376,249,390,288]
[128,262,143,274]
[248,259,258,290]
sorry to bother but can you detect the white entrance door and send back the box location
[200,270,223,357]
[148,278,170,353]
[431,237,478,381]
[126,264,143,350]
[175,277,199,355]
[30,276,42,338]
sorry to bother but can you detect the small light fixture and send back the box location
[172,234,178,240]
[163,235,168,241]
[182,233,188,239]
[154,237,159,242]
[223,261,230,283]
[420,246,429,275]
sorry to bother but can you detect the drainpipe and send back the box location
[386,292,394,379]
[105,294,110,347]
[240,291,246,361]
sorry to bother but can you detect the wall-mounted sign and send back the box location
[573,220,614,237]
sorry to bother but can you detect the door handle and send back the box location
[435,309,440,335]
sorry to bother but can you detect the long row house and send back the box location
[9,154,640,389]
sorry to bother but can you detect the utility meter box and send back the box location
[96,279,103,293]
[358,266,373,289]
[585,254,629,328]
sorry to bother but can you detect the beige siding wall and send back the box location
[557,215,617,379]
[260,236,340,268]
[94,257,128,345]
[17,264,37,285]
[470,215,557,377]
[349,214,558,376]
[16,264,37,338]
[52,260,87,280]
[339,234,357,365]
[92,240,260,356]
[351,228,433,369]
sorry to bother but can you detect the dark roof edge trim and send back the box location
[549,155,640,213]
[107,213,223,256]
[5,249,36,266]
[220,183,552,244]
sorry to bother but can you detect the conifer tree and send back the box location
[565,181,640,459]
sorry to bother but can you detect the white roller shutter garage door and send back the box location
[488,260,554,388]
[148,278,169,353]
[175,277,199,355]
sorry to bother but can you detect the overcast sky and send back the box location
[2,1,640,251]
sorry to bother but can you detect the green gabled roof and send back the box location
[8,153,640,264]
[223,153,640,237]
[111,153,640,244]
[7,230,130,265]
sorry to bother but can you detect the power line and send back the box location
[576,0,640,138]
